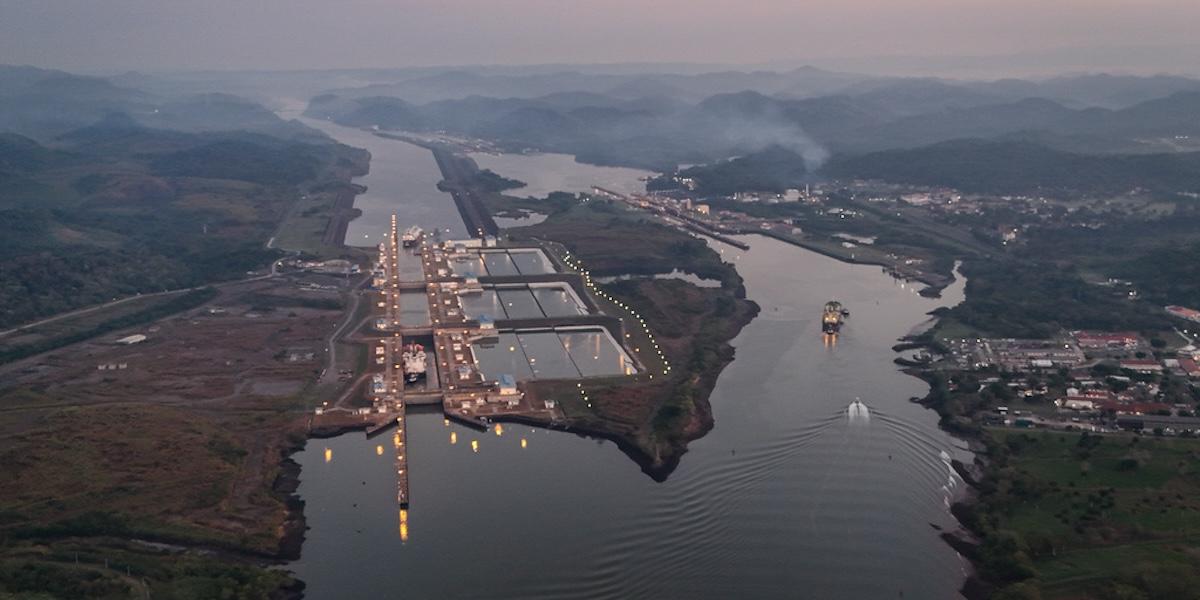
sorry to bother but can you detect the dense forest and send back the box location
[824,140,1200,196]
[650,146,809,195]
[943,260,1175,338]
[0,122,358,328]
[1116,242,1200,309]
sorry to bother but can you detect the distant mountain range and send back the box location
[306,72,1200,173]
[0,65,326,142]
[314,66,1200,109]
[6,63,1200,197]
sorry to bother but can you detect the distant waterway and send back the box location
[469,151,654,198]
[291,112,469,245]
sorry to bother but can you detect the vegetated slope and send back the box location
[0,122,358,329]
[0,65,328,142]
[651,146,810,196]
[823,139,1200,196]
[306,75,1200,172]
[150,138,323,184]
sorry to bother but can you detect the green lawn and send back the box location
[979,429,1200,597]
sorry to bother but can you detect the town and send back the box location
[934,328,1200,434]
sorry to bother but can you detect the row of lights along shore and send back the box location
[558,249,671,382]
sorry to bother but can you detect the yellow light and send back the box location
[450,431,458,444]
[521,438,528,449]
[471,440,479,453]
[376,445,383,456]
[324,448,332,463]
[494,423,504,436]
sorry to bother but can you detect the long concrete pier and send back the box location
[428,148,500,238]
[382,216,412,508]
[591,186,751,250]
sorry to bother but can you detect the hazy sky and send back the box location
[2,0,1198,75]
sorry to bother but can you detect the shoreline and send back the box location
[750,230,953,296]
[279,131,977,597]
[903,361,988,598]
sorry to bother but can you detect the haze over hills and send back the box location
[0,65,326,142]
[8,62,1200,198]
[0,65,366,328]
[304,68,1200,179]
[311,66,1200,108]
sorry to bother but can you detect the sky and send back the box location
[2,0,1198,76]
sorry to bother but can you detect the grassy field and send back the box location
[271,195,335,254]
[1,293,181,349]
[507,198,744,288]
[928,315,986,342]
[0,288,218,366]
[0,277,344,598]
[270,186,358,257]
[969,428,1200,598]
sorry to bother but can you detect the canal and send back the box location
[299,115,469,243]
[287,124,972,598]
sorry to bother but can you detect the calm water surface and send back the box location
[289,122,972,599]
[298,116,468,243]
[469,152,654,198]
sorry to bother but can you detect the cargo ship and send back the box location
[822,301,849,334]
[401,226,423,247]
[402,342,427,383]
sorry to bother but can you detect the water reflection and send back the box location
[295,117,468,244]
[459,284,587,321]
[449,248,559,278]
[472,328,633,381]
[399,509,409,543]
[469,151,654,198]
[291,148,970,599]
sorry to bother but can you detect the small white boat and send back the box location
[847,399,870,422]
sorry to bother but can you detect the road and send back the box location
[0,259,287,340]
[319,276,369,385]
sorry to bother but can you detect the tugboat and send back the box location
[401,342,427,383]
[822,301,849,334]
[401,226,423,248]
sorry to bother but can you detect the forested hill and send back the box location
[822,140,1200,196]
[649,146,809,196]
[0,119,364,329]
[0,65,325,142]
